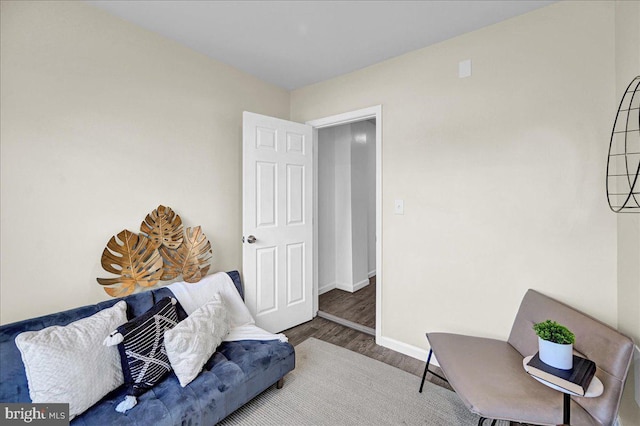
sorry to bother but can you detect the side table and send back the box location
[523,355,603,425]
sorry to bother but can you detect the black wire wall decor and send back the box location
[606,76,640,213]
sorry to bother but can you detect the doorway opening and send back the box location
[307,106,382,340]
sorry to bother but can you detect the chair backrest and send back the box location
[508,289,634,426]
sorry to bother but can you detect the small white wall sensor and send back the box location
[459,59,472,78]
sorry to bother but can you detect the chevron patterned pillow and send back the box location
[106,297,179,406]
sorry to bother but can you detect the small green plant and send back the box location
[533,320,575,345]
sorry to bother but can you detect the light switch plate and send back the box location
[394,199,404,215]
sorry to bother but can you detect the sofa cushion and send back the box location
[0,293,156,404]
[165,293,230,387]
[110,297,179,398]
[0,306,96,404]
[15,301,128,419]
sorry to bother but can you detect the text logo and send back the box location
[0,404,68,425]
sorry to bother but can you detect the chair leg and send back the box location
[490,420,497,426]
[276,378,284,389]
[478,417,486,426]
[419,349,433,393]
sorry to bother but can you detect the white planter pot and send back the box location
[538,337,573,370]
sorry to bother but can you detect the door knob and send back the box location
[246,235,257,244]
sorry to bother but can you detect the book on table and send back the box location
[526,352,596,396]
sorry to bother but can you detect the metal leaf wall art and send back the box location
[159,226,212,283]
[140,205,184,249]
[97,230,164,297]
[97,206,214,297]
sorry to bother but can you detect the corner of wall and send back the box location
[614,0,640,420]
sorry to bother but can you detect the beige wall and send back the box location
[292,0,618,346]
[0,1,290,324]
[615,0,640,423]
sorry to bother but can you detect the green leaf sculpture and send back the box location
[97,230,164,297]
[140,205,183,249]
[159,226,212,283]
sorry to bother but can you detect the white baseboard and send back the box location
[318,282,336,295]
[335,279,369,293]
[335,282,351,292]
[353,278,369,292]
[376,335,439,366]
[368,270,376,278]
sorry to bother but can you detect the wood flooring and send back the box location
[285,282,524,425]
[283,276,451,392]
[318,276,376,329]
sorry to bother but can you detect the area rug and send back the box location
[218,337,490,425]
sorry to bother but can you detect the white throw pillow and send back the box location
[15,301,127,420]
[164,294,229,387]
[168,272,254,327]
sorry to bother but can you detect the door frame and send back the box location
[306,105,382,342]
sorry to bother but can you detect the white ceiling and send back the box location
[87,0,557,90]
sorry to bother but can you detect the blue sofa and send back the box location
[0,271,295,425]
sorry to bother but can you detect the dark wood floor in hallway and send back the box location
[318,276,376,329]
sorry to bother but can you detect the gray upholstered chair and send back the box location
[419,289,634,426]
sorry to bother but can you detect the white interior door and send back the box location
[242,111,313,333]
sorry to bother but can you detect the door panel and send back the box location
[286,131,305,154]
[286,164,304,225]
[256,162,277,228]
[256,246,277,314]
[286,242,305,306]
